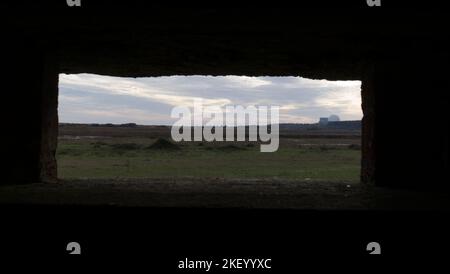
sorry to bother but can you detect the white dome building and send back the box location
[328,115,340,122]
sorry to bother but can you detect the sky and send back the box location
[59,74,362,125]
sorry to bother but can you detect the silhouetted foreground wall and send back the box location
[4,37,58,184]
[3,1,448,189]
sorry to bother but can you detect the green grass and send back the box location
[57,138,361,182]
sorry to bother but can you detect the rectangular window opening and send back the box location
[57,74,362,184]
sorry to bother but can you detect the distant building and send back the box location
[319,115,340,126]
[319,117,329,126]
[328,115,340,122]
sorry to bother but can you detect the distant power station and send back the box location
[318,115,340,126]
[319,117,329,125]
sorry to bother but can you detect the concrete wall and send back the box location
[3,2,448,189]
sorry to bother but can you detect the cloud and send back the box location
[59,74,362,125]
[222,76,272,88]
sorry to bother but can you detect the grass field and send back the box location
[57,126,361,182]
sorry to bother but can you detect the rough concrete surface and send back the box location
[1,179,448,210]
